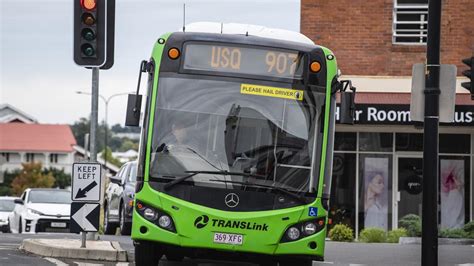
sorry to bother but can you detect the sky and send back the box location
[0,0,300,126]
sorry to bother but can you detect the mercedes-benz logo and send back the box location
[224,193,240,208]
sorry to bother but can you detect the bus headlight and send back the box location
[281,217,326,243]
[158,215,172,229]
[303,222,317,235]
[143,208,158,221]
[286,227,300,240]
[135,201,176,233]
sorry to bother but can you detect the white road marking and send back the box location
[44,257,68,266]
[74,263,104,266]
[313,262,334,265]
[0,244,16,250]
[456,264,474,266]
[116,263,129,266]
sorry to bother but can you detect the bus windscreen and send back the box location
[183,43,304,79]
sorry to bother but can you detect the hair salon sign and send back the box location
[336,104,474,126]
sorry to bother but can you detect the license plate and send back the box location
[51,222,66,228]
[213,232,243,245]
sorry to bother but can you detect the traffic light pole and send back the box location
[82,67,100,247]
[422,0,442,265]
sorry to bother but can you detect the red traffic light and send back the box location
[80,0,97,10]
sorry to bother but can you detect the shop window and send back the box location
[334,132,357,151]
[393,0,428,45]
[359,133,393,152]
[439,156,470,229]
[359,154,393,232]
[329,153,356,234]
[439,134,470,154]
[396,133,423,151]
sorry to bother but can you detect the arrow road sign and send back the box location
[72,162,101,202]
[70,202,100,233]
[75,180,98,199]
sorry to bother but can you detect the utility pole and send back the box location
[422,0,442,265]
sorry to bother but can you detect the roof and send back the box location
[0,103,38,123]
[183,22,315,45]
[340,92,474,105]
[0,123,77,152]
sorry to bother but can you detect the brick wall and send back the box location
[301,0,474,76]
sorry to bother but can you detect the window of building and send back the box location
[329,153,356,235]
[334,132,357,151]
[26,153,35,162]
[396,133,423,151]
[1,153,9,162]
[393,0,428,45]
[439,134,470,154]
[359,133,393,152]
[49,154,58,163]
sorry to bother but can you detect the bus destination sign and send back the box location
[183,43,304,79]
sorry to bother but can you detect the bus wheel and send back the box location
[279,259,312,266]
[135,241,162,266]
[165,252,184,261]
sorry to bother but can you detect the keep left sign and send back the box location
[72,162,101,202]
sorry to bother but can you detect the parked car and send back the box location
[104,161,137,235]
[8,188,71,233]
[0,196,19,233]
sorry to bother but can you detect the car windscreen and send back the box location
[0,200,15,211]
[28,190,72,204]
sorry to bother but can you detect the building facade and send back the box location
[301,0,474,236]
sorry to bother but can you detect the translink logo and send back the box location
[193,215,269,231]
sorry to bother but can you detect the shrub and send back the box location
[463,221,474,236]
[398,214,421,237]
[328,224,354,242]
[439,228,468,239]
[387,228,408,243]
[359,227,386,243]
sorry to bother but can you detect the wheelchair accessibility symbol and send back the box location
[308,207,318,217]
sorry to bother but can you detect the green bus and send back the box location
[125,22,355,266]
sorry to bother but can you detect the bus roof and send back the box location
[182,22,315,46]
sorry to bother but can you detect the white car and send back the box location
[9,188,72,233]
[0,196,19,233]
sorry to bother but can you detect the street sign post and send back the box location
[70,202,100,233]
[72,162,101,202]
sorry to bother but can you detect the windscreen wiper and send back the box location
[208,179,309,204]
[163,170,265,191]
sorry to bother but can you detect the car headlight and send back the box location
[27,208,44,216]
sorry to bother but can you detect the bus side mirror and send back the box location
[125,94,142,127]
[340,91,355,124]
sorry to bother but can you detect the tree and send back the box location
[100,147,123,167]
[43,167,71,189]
[70,117,112,151]
[0,169,20,196]
[11,162,55,196]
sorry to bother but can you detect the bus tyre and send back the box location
[135,241,162,266]
[279,259,312,266]
[165,252,184,261]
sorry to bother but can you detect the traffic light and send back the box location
[461,57,473,99]
[74,0,114,68]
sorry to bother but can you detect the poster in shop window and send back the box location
[364,157,389,230]
[440,159,464,229]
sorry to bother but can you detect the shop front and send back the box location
[329,92,474,237]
